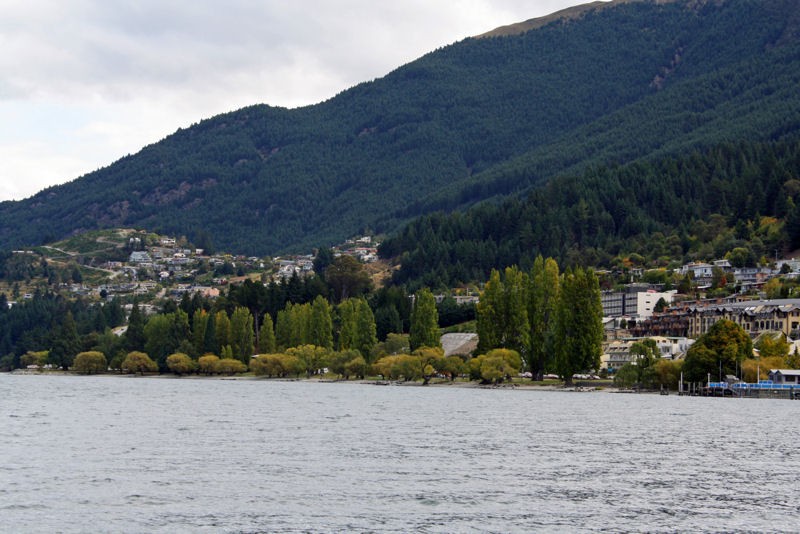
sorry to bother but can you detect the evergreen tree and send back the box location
[48,311,81,370]
[125,303,147,352]
[409,288,440,350]
[374,305,402,341]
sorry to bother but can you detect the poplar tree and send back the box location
[355,298,378,360]
[553,267,603,386]
[230,306,255,363]
[309,296,333,350]
[191,309,209,357]
[476,267,529,357]
[410,288,440,350]
[258,313,276,354]
[275,305,292,350]
[528,256,560,380]
[476,269,502,353]
[336,299,358,351]
[214,310,231,353]
[289,302,311,347]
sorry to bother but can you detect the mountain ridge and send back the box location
[1,0,799,255]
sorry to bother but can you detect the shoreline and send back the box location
[6,369,622,392]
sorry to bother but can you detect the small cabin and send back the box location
[768,369,800,385]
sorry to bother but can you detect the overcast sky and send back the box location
[0,0,600,202]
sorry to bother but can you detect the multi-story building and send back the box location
[601,284,675,319]
[684,298,800,338]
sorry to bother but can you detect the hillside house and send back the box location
[128,251,152,265]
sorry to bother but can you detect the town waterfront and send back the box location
[2,374,799,533]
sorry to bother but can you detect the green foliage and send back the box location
[372,354,423,382]
[436,355,466,381]
[308,296,333,350]
[166,353,196,375]
[409,288,440,350]
[73,351,107,375]
[198,354,221,375]
[325,256,371,302]
[528,256,559,379]
[3,1,800,256]
[467,348,522,384]
[328,349,367,379]
[370,333,410,361]
[250,353,304,377]
[144,310,190,371]
[683,319,753,383]
[384,136,800,288]
[121,351,158,374]
[21,350,48,369]
[229,307,255,363]
[553,268,604,385]
[614,363,639,389]
[754,332,789,360]
[258,313,276,353]
[476,266,530,358]
[217,357,247,375]
[286,344,330,377]
[48,311,81,370]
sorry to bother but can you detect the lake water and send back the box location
[2,374,799,533]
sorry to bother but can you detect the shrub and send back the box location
[121,351,158,375]
[73,351,107,375]
[166,353,196,375]
[217,358,247,375]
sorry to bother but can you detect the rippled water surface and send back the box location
[2,374,799,533]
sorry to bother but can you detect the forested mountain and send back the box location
[1,0,800,255]
[380,137,800,289]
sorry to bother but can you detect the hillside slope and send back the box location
[1,0,799,254]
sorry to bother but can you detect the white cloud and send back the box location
[0,0,593,201]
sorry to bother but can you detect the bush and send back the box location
[250,353,305,377]
[217,358,247,375]
[73,351,108,375]
[121,351,158,375]
[166,353,196,375]
[467,348,522,383]
[198,354,220,375]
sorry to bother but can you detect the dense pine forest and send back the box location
[1,0,800,255]
[380,137,800,289]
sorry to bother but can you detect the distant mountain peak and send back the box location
[475,0,702,39]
